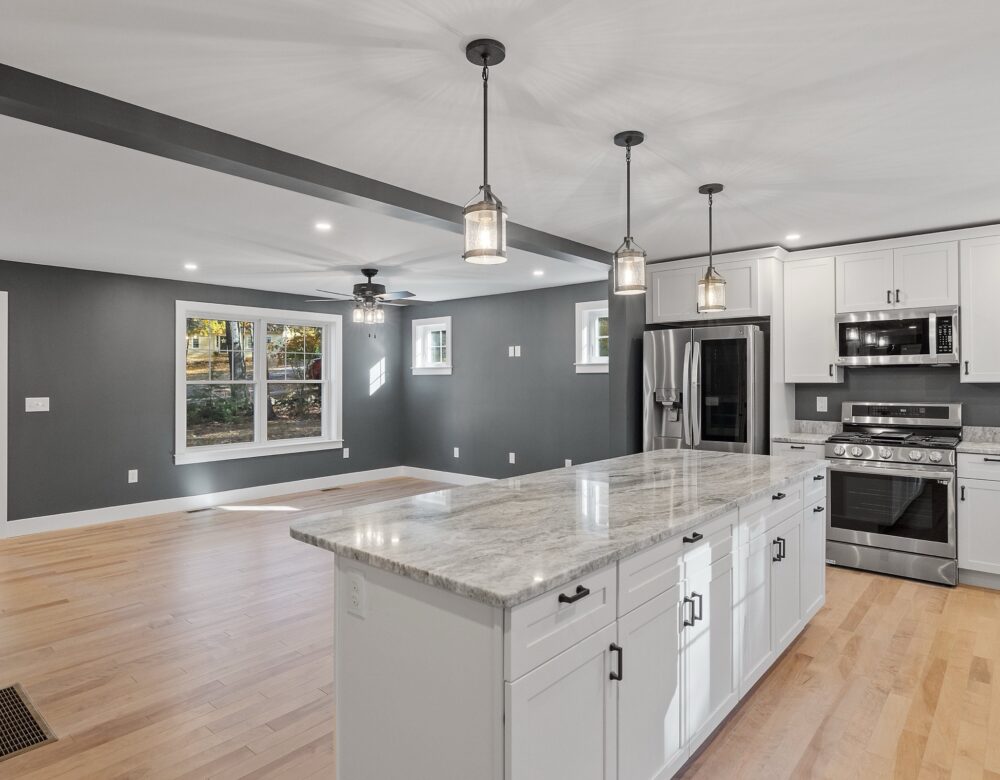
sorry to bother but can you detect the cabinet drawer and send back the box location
[618,510,735,617]
[958,452,1000,481]
[739,483,803,545]
[804,469,828,505]
[506,564,617,681]
[771,441,825,459]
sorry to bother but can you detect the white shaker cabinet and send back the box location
[835,249,894,312]
[506,622,618,780]
[892,242,958,308]
[958,475,1000,577]
[617,587,686,780]
[801,479,828,622]
[960,236,1000,383]
[783,257,843,383]
[738,531,774,695]
[769,514,802,655]
[646,259,760,324]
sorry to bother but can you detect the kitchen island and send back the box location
[291,450,828,780]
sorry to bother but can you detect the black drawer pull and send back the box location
[984,458,1000,463]
[961,485,966,502]
[682,596,696,627]
[772,538,782,562]
[558,585,591,604]
[965,361,970,376]
[813,474,825,481]
[778,537,786,560]
[790,445,806,450]
[813,505,825,512]
[682,532,704,544]
[609,643,623,681]
[692,591,704,622]
[772,492,787,501]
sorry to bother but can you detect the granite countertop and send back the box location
[959,427,1000,456]
[957,441,1000,455]
[290,450,825,608]
[772,433,830,445]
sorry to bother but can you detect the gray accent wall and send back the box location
[402,282,611,478]
[795,366,1000,426]
[0,259,404,522]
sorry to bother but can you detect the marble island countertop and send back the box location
[771,432,830,445]
[290,450,824,608]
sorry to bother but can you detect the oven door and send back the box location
[827,460,956,558]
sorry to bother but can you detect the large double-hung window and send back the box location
[176,301,343,464]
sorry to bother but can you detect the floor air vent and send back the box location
[0,684,56,762]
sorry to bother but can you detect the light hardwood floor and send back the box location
[3,479,1000,779]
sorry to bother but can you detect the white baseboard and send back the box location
[1,466,493,539]
[959,568,1000,591]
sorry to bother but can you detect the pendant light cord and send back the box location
[707,191,714,272]
[482,59,489,190]
[625,144,632,242]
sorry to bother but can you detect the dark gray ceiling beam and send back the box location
[0,63,609,267]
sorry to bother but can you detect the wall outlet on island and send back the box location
[347,571,366,618]
[127,469,138,484]
[816,396,828,413]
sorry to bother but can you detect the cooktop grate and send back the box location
[0,684,56,762]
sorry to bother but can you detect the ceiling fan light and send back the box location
[364,307,376,325]
[352,305,364,324]
[463,197,508,264]
[374,306,385,324]
[697,266,727,312]
[613,242,647,295]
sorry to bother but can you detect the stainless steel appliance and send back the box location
[643,325,766,454]
[825,402,961,586]
[835,306,958,366]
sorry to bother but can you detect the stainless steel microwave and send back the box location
[835,306,959,366]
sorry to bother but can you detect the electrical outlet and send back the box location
[343,447,350,458]
[453,447,460,458]
[508,346,515,357]
[817,396,828,413]
[25,397,49,413]
[346,571,367,618]
[565,459,572,468]
[514,345,521,357]
[127,469,139,484]
[509,452,516,465]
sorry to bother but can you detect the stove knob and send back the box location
[850,446,864,457]
[833,445,845,456]
[908,450,924,462]
[879,447,893,459]
[928,451,943,463]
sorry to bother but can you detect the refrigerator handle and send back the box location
[691,341,702,447]
[681,342,692,446]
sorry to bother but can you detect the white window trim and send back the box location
[575,300,609,374]
[411,315,453,376]
[175,301,343,465]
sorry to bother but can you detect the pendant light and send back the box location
[463,39,508,264]
[612,131,647,295]
[697,183,726,312]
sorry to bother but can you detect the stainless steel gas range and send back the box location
[824,402,961,586]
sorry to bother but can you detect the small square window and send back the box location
[412,316,452,375]
[575,300,609,373]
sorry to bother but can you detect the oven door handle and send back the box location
[828,462,955,482]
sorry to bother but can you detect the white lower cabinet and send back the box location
[617,586,686,780]
[958,478,1000,576]
[769,514,802,654]
[801,492,827,621]
[738,531,774,695]
[507,622,618,780]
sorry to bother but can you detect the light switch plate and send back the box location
[816,396,828,413]
[508,452,516,464]
[25,397,49,412]
[514,345,521,357]
[127,469,139,484]
[508,346,515,357]
[343,447,350,458]
[565,459,572,467]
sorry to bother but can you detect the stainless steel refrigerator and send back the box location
[642,325,767,454]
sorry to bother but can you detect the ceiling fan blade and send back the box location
[304,298,347,303]
[315,289,355,298]
[379,301,410,307]
[379,291,415,301]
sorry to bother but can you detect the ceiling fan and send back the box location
[306,268,414,324]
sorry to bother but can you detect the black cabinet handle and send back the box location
[778,537,787,560]
[772,538,782,562]
[886,289,892,304]
[558,585,591,604]
[683,596,696,627]
[790,445,806,450]
[984,458,1000,463]
[609,643,623,681]
[691,592,703,622]
[682,532,704,544]
[965,361,970,376]
[895,289,900,304]
[961,485,966,501]
[813,505,825,512]
[813,474,825,481]
[829,363,834,377]
[772,492,787,501]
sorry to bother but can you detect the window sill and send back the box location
[411,366,453,376]
[175,438,344,465]
[574,362,609,374]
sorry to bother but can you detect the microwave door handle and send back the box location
[681,342,692,446]
[691,341,702,447]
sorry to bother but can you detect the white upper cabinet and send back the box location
[783,257,842,383]
[835,249,894,312]
[960,236,1000,382]
[836,242,958,313]
[892,242,958,308]
[647,258,763,324]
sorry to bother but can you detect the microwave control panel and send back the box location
[936,316,954,354]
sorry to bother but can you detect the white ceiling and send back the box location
[0,116,605,300]
[1,0,1000,289]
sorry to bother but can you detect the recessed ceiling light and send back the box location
[785,233,801,241]
[533,270,544,277]
[315,221,332,232]
[184,262,198,271]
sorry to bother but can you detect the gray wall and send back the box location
[0,260,405,522]
[795,366,1000,425]
[402,282,611,478]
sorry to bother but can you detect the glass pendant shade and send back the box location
[363,307,376,325]
[697,266,727,312]
[463,199,508,264]
[613,242,647,295]
[352,305,364,324]
[374,307,385,324]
